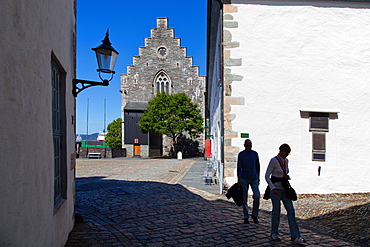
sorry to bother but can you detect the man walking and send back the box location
[237,139,260,224]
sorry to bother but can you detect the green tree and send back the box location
[105,118,122,148]
[138,93,204,155]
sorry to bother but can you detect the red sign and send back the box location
[134,138,139,144]
[205,139,212,158]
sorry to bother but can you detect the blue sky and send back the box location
[76,0,207,135]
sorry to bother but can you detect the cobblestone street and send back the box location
[65,158,369,246]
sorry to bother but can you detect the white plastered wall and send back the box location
[209,21,224,178]
[0,0,76,246]
[226,0,370,193]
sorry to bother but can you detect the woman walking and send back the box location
[265,143,306,244]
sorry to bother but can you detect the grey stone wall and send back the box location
[78,147,127,159]
[121,17,205,157]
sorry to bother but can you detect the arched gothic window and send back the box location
[155,71,170,94]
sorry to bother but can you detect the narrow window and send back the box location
[161,80,165,92]
[51,54,67,207]
[310,112,328,161]
[312,133,326,161]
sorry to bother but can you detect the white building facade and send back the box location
[0,0,76,246]
[207,0,370,194]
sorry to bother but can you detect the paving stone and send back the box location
[65,158,367,247]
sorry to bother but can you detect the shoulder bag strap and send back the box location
[275,156,287,176]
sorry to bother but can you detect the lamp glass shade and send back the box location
[95,48,118,73]
[93,29,119,74]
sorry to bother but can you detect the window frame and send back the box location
[309,112,329,132]
[312,132,326,161]
[51,53,67,209]
[154,71,171,94]
[300,110,339,163]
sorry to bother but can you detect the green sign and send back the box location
[241,133,249,138]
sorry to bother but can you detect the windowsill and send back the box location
[53,198,66,215]
[300,109,340,114]
[300,109,339,119]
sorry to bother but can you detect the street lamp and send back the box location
[73,29,119,97]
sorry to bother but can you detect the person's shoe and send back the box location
[243,218,249,224]
[291,237,306,245]
[251,215,259,224]
[270,234,281,241]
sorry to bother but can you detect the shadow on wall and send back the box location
[175,134,203,158]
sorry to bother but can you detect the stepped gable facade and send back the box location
[121,17,205,157]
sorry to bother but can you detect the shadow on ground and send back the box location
[66,177,363,246]
[299,202,369,246]
[66,177,287,246]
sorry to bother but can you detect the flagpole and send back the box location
[86,98,89,157]
[104,98,107,158]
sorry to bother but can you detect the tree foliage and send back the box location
[138,93,204,151]
[105,118,122,148]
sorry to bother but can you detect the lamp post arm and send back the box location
[73,79,109,97]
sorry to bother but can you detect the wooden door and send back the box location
[134,145,140,156]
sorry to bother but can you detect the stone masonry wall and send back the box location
[223,5,244,178]
[78,147,127,159]
[121,18,205,157]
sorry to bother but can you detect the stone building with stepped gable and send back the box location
[207,0,370,194]
[121,17,205,158]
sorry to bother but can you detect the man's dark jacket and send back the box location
[226,183,243,207]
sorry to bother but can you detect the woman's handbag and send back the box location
[263,182,297,201]
[285,180,297,201]
[263,186,270,200]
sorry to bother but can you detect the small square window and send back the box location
[310,112,329,132]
